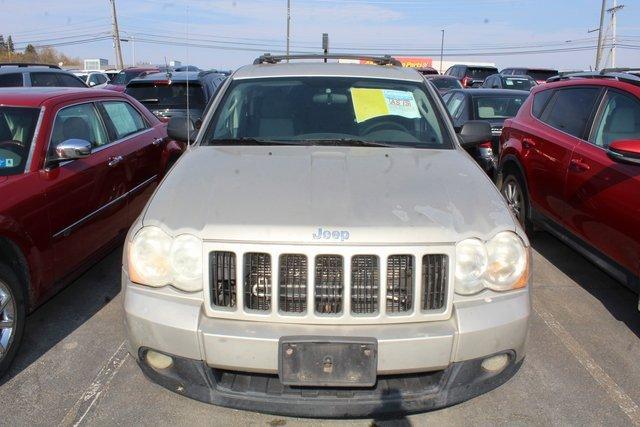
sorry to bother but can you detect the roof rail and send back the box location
[600,67,640,74]
[0,62,61,69]
[198,69,232,77]
[546,70,640,86]
[253,53,403,67]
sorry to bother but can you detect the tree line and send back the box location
[0,34,80,67]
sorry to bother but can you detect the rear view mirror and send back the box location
[167,116,198,144]
[458,121,492,147]
[54,139,92,160]
[607,139,640,166]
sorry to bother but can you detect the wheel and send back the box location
[0,262,26,378]
[501,172,534,235]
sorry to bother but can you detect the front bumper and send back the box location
[124,276,530,415]
[137,348,522,418]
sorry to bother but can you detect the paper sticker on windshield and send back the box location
[505,80,514,86]
[351,88,420,123]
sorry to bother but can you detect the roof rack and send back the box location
[253,53,402,67]
[0,62,60,69]
[546,70,640,86]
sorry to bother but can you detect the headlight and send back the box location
[454,239,487,295]
[454,232,529,295]
[128,226,203,292]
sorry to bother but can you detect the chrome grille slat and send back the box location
[279,254,307,313]
[210,251,237,308]
[314,255,343,315]
[351,255,379,314]
[386,255,413,313]
[244,253,272,311]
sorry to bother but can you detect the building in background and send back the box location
[84,58,109,71]
[169,60,182,67]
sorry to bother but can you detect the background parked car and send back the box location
[445,64,499,88]
[125,70,227,123]
[104,69,120,82]
[425,74,464,94]
[72,71,110,88]
[0,87,184,377]
[443,88,529,180]
[482,74,537,91]
[416,66,439,75]
[499,71,640,293]
[104,66,160,92]
[0,63,87,88]
[500,67,559,84]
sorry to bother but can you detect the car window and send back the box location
[532,89,554,118]
[474,95,527,119]
[466,68,498,79]
[101,101,148,140]
[431,78,462,91]
[31,72,85,88]
[0,107,40,176]
[541,87,601,138]
[126,82,206,110]
[50,103,109,152]
[447,93,466,118]
[591,90,640,148]
[56,73,87,88]
[0,73,24,87]
[527,70,558,82]
[503,77,536,91]
[206,77,453,148]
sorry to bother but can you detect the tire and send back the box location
[0,262,26,378]
[501,171,534,235]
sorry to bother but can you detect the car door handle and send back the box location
[152,137,164,146]
[522,138,536,149]
[570,158,590,172]
[108,155,124,167]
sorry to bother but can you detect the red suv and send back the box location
[0,88,183,375]
[499,72,640,293]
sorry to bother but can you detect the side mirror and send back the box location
[54,139,92,160]
[607,139,640,166]
[167,116,198,143]
[458,121,492,147]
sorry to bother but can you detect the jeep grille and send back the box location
[314,255,343,314]
[279,254,308,313]
[210,251,236,308]
[386,255,413,313]
[422,254,448,310]
[351,255,379,314]
[244,253,271,311]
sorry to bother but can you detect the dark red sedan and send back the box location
[499,72,640,294]
[0,87,183,375]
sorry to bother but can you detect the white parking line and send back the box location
[59,340,129,427]
[532,298,640,426]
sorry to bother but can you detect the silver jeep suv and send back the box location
[123,55,531,417]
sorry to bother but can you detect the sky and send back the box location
[1,0,638,71]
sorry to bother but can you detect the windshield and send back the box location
[430,78,463,90]
[0,107,40,176]
[112,70,143,85]
[502,77,536,91]
[467,68,498,79]
[205,77,452,148]
[126,83,206,110]
[474,95,527,120]
[527,69,558,81]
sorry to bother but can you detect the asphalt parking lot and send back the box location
[0,232,638,427]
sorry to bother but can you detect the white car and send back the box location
[72,71,109,88]
[123,54,531,417]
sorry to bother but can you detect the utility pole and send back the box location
[440,29,445,74]
[286,0,291,58]
[608,0,624,68]
[109,0,125,69]
[594,0,607,70]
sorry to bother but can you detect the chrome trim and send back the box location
[52,174,157,239]
[24,106,45,173]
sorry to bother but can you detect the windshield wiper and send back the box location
[208,138,309,146]
[308,139,402,148]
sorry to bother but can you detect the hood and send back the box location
[143,146,516,244]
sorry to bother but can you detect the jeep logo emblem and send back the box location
[313,227,350,242]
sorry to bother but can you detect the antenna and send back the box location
[185,3,191,147]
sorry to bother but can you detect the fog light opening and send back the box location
[146,350,174,370]
[481,353,509,374]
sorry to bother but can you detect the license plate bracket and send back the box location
[278,336,377,387]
